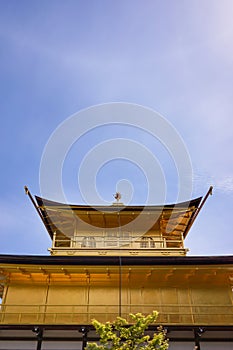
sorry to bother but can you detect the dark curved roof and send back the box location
[0,254,232,266]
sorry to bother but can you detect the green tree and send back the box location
[86,311,169,350]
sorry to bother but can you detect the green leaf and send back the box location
[86,312,169,350]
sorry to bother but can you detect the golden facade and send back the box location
[0,258,232,327]
[0,187,232,349]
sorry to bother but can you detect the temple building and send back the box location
[0,186,232,350]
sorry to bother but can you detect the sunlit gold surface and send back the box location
[0,263,232,325]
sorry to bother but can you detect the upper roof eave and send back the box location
[34,195,203,240]
[35,196,202,211]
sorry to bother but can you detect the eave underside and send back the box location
[35,196,202,243]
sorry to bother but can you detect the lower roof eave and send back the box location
[0,254,232,266]
[0,324,233,332]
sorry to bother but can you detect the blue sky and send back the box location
[0,0,233,256]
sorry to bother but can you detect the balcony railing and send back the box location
[52,232,185,250]
[1,303,232,325]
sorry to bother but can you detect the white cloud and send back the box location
[193,171,233,195]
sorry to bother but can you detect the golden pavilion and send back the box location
[0,186,232,350]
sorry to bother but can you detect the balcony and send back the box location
[50,232,187,256]
[0,303,232,325]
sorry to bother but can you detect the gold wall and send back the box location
[0,263,232,326]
